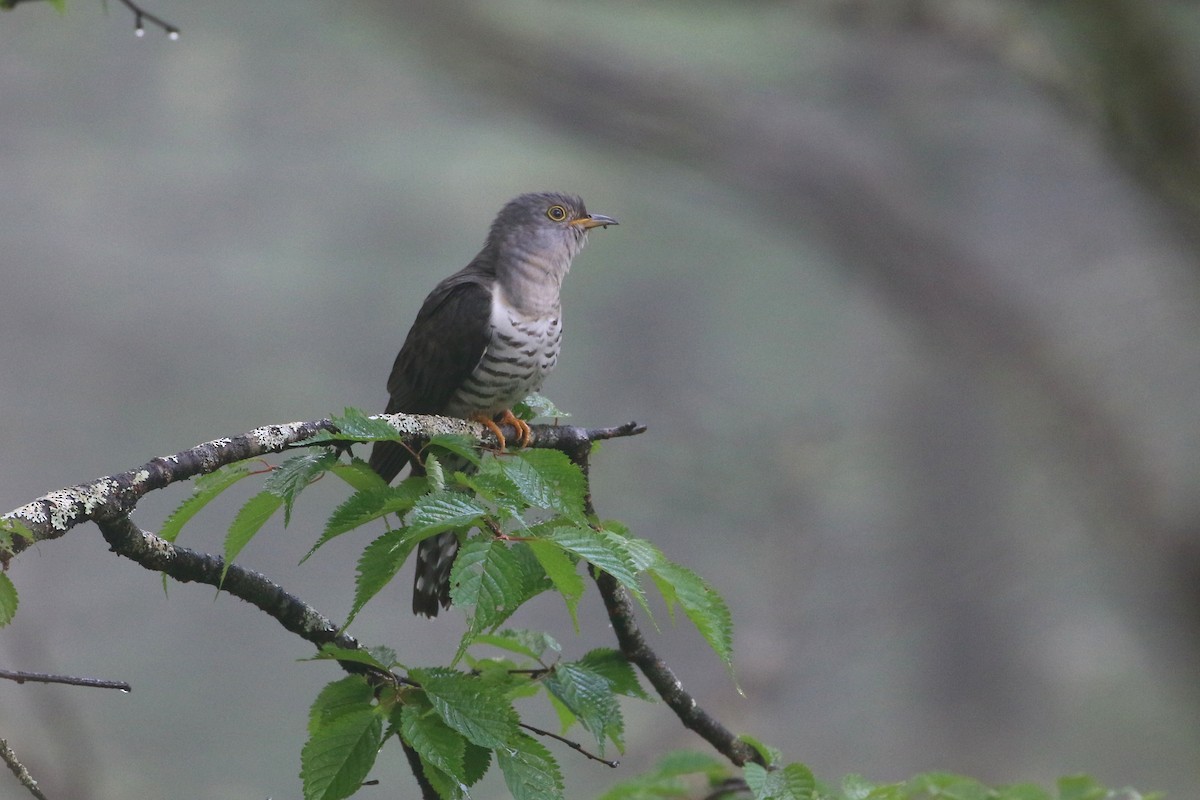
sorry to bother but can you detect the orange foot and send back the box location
[471,409,532,451]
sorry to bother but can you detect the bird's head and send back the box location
[487,192,618,274]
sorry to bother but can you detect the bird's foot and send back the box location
[472,409,531,450]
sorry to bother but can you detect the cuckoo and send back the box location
[368,192,617,617]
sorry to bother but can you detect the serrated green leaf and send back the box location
[160,460,260,543]
[308,644,396,673]
[409,490,488,532]
[304,478,430,562]
[544,661,623,754]
[221,491,283,584]
[526,539,585,629]
[458,466,524,521]
[426,434,483,467]
[450,540,550,634]
[497,732,564,800]
[425,452,446,491]
[419,762,465,800]
[300,707,383,800]
[472,629,561,662]
[411,668,520,749]
[737,735,780,767]
[745,761,817,800]
[308,677,375,735]
[462,741,493,786]
[345,527,421,626]
[600,527,662,571]
[540,525,644,604]
[499,450,586,522]
[650,561,735,681]
[578,649,651,701]
[328,458,391,493]
[513,393,570,420]
[400,704,467,781]
[0,572,18,627]
[0,518,33,554]
[264,450,338,526]
[324,407,412,442]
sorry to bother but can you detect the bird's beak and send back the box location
[571,213,619,230]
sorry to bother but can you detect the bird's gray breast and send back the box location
[445,289,562,417]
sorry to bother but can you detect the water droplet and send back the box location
[135,26,145,38]
[168,30,180,41]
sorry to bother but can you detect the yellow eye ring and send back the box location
[546,204,568,222]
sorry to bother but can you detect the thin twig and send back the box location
[115,0,179,38]
[519,722,618,768]
[0,669,130,692]
[0,738,47,800]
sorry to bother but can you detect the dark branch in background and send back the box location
[564,444,765,769]
[0,669,130,692]
[0,739,47,800]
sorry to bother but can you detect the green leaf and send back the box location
[540,525,644,604]
[1056,776,1108,800]
[471,629,561,662]
[578,649,651,700]
[594,750,728,800]
[308,644,396,673]
[310,407,411,443]
[346,527,421,626]
[450,540,550,633]
[300,707,383,800]
[308,677,375,735]
[426,434,483,467]
[650,560,735,680]
[737,735,780,767]
[513,393,571,420]
[497,732,563,800]
[411,668,521,749]
[745,761,815,800]
[498,450,586,522]
[400,704,467,781]
[304,477,430,562]
[160,460,260,543]
[0,572,18,627]
[0,517,33,555]
[420,763,465,800]
[221,491,284,584]
[526,539,585,629]
[462,741,493,786]
[408,490,488,535]
[328,458,391,493]
[425,452,446,491]
[264,450,338,526]
[544,661,623,754]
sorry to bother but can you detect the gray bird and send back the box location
[368,192,617,617]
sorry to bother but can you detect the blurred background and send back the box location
[2,0,1200,797]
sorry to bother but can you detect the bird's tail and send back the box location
[412,531,459,617]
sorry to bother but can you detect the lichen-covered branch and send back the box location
[1,414,644,562]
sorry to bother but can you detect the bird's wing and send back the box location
[368,270,493,482]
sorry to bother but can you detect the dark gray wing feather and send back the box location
[368,267,493,483]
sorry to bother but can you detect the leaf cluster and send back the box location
[161,409,734,799]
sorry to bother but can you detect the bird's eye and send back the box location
[546,205,568,222]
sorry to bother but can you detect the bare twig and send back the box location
[519,722,618,768]
[0,669,130,692]
[0,738,47,800]
[115,0,178,39]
